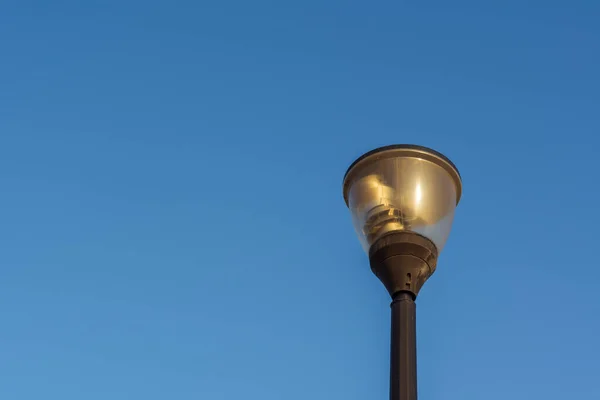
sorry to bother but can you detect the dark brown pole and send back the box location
[390,291,417,400]
[369,233,437,400]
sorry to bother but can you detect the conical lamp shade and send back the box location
[343,145,462,253]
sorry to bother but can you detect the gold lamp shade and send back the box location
[343,145,462,253]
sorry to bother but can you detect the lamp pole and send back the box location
[342,145,462,400]
[390,292,417,400]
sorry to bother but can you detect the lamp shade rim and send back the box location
[342,144,462,206]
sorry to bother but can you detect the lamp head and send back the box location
[343,145,462,298]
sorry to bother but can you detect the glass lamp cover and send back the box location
[344,147,461,253]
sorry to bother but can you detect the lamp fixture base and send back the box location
[369,232,438,299]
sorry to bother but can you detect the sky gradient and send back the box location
[1,1,599,399]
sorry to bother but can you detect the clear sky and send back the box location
[1,1,599,399]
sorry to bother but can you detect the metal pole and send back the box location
[390,291,417,400]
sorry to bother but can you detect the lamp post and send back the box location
[342,145,462,400]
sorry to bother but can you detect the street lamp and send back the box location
[342,145,462,400]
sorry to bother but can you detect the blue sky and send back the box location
[1,1,599,399]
